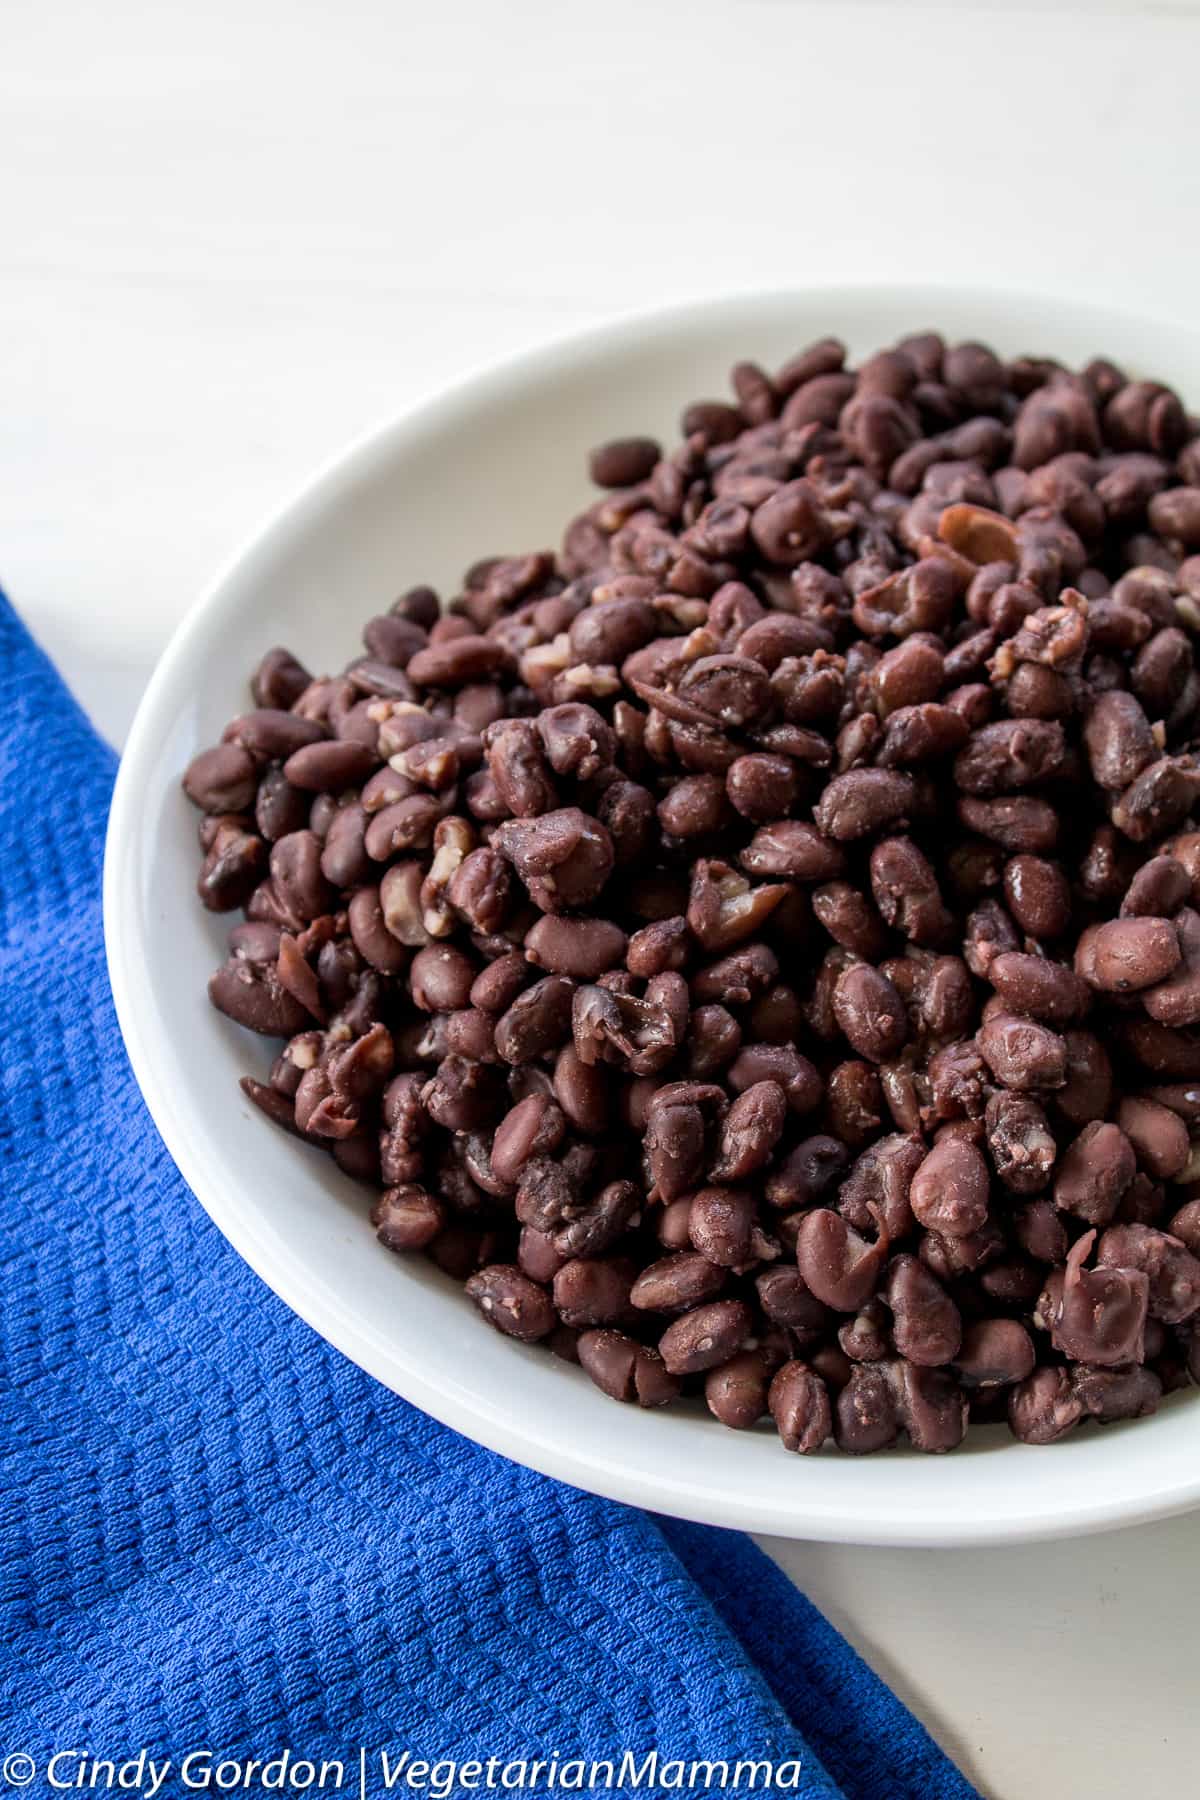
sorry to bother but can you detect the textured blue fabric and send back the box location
[0,592,978,1800]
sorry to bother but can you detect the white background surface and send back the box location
[4,2,1199,1794]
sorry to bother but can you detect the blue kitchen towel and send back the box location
[0,592,977,1800]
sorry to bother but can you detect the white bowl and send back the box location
[105,285,1200,1545]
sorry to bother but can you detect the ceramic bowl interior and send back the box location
[105,285,1200,1544]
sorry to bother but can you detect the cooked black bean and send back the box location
[1008,1367,1086,1444]
[1055,1028,1114,1125]
[464,1265,556,1341]
[576,1330,680,1406]
[268,829,334,923]
[708,1081,786,1181]
[1045,1231,1149,1367]
[659,1299,753,1374]
[589,436,661,489]
[1078,917,1181,993]
[348,885,410,976]
[952,1319,1036,1389]
[834,1364,900,1453]
[630,1250,726,1314]
[252,646,312,711]
[183,742,259,814]
[210,958,310,1036]
[910,1137,990,1238]
[977,1011,1067,1090]
[554,1178,639,1258]
[685,1186,754,1268]
[885,1254,962,1365]
[283,738,379,791]
[954,719,1065,796]
[1096,1223,1200,1324]
[525,914,627,979]
[552,1257,635,1328]
[985,1091,1056,1194]
[224,708,326,761]
[372,1184,445,1252]
[1116,1094,1190,1179]
[765,1134,849,1209]
[491,1093,566,1186]
[890,1362,968,1453]
[707,1350,773,1431]
[194,325,1200,1458]
[796,1209,888,1312]
[495,976,574,1064]
[1086,684,1158,792]
[1002,854,1071,939]
[814,769,914,841]
[728,1043,822,1114]
[768,1362,832,1452]
[869,836,952,946]
[645,1096,706,1201]
[831,963,908,1063]
[740,819,846,880]
[197,819,266,911]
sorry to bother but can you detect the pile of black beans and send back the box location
[184,328,1200,1454]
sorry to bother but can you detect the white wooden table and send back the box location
[5,2,1200,1792]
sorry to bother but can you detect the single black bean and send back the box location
[659,1299,753,1374]
[465,1265,556,1341]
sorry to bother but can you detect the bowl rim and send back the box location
[104,282,1200,1545]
